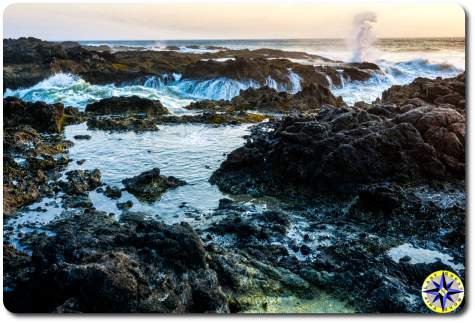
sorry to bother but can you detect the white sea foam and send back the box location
[388,243,464,271]
[5,69,303,108]
[329,57,462,104]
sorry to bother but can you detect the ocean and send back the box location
[6,38,465,107]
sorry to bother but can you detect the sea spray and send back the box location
[349,11,377,62]
[5,70,303,107]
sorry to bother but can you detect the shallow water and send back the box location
[65,122,250,223]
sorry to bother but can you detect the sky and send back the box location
[3,1,465,40]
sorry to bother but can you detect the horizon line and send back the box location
[5,36,466,42]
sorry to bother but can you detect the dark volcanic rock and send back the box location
[85,96,168,117]
[87,116,159,132]
[3,124,71,216]
[122,168,186,202]
[211,75,465,197]
[4,37,380,95]
[59,169,102,195]
[380,73,465,111]
[157,111,267,125]
[4,97,65,133]
[73,134,91,140]
[357,183,404,213]
[186,83,345,114]
[104,185,122,199]
[4,210,229,313]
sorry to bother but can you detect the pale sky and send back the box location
[3,2,465,40]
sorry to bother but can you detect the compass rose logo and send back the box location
[422,270,464,313]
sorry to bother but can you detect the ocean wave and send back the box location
[329,57,462,105]
[4,70,302,110]
[392,58,461,73]
[139,68,301,100]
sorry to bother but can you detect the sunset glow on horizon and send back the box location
[3,2,465,40]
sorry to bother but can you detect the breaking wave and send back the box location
[4,70,302,111]
[329,58,462,105]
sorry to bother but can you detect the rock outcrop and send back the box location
[186,83,345,114]
[86,116,159,132]
[4,37,380,93]
[122,168,186,202]
[379,73,465,111]
[3,98,73,216]
[85,96,168,117]
[4,97,65,133]
[211,74,465,197]
[3,210,229,313]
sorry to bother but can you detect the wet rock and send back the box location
[4,210,228,313]
[64,107,87,125]
[60,169,102,195]
[76,159,86,165]
[73,134,91,140]
[117,200,133,210]
[4,97,65,133]
[185,83,345,114]
[211,74,465,197]
[104,185,122,199]
[380,73,465,111]
[62,194,93,209]
[157,111,267,125]
[299,245,311,256]
[85,96,169,117]
[87,116,159,132]
[122,168,186,202]
[3,125,71,216]
[218,198,234,209]
[357,183,404,213]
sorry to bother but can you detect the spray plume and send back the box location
[349,11,377,62]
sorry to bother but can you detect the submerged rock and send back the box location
[122,168,186,202]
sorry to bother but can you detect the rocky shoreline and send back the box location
[3,37,465,313]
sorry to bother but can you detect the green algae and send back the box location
[240,291,355,314]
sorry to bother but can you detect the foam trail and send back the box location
[287,69,303,93]
[349,11,377,62]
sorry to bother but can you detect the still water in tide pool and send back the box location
[65,122,251,224]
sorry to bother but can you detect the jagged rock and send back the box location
[122,168,186,202]
[3,125,71,216]
[185,83,344,114]
[73,134,91,140]
[3,210,229,313]
[87,116,159,132]
[211,75,465,197]
[85,96,168,117]
[380,73,465,111]
[4,97,65,133]
[104,185,122,199]
[157,111,267,125]
[60,169,102,195]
